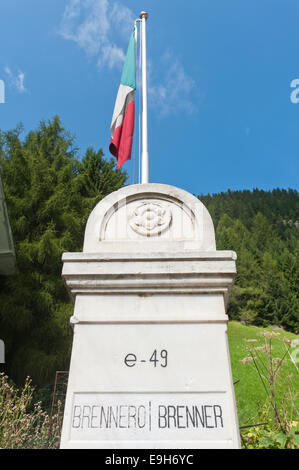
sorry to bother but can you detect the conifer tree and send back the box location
[0,116,127,387]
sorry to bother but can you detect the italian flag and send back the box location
[109,31,136,169]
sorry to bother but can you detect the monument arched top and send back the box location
[83,183,216,252]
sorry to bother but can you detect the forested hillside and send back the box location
[0,117,127,387]
[0,117,298,389]
[200,189,299,332]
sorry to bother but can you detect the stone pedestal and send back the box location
[60,184,240,449]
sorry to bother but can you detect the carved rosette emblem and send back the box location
[129,202,172,236]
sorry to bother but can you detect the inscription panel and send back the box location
[70,323,230,392]
[70,392,231,442]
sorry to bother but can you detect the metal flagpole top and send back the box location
[140,11,149,20]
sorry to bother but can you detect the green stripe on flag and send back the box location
[120,31,136,90]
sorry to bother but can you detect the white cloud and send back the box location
[148,52,196,117]
[59,0,134,69]
[109,2,135,39]
[59,1,196,116]
[4,66,27,93]
[98,44,125,69]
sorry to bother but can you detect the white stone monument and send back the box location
[60,183,240,449]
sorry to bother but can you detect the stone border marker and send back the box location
[60,183,240,449]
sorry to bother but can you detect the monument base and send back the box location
[60,322,240,449]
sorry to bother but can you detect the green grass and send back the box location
[227,321,299,427]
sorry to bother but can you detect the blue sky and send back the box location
[0,0,299,196]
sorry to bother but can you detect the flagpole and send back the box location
[140,11,149,184]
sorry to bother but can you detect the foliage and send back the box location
[228,321,299,429]
[241,406,299,449]
[237,329,299,448]
[0,116,127,387]
[200,189,299,332]
[0,372,62,448]
[200,188,299,230]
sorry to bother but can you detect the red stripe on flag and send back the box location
[109,101,135,169]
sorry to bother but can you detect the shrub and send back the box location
[0,372,62,448]
[241,332,299,448]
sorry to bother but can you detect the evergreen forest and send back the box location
[200,189,299,333]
